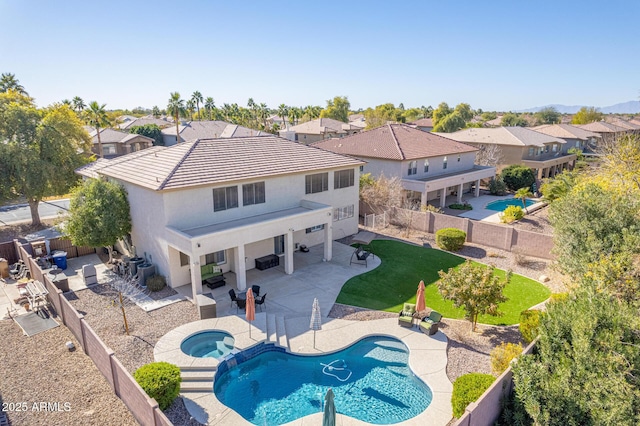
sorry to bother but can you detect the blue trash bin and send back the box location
[52,251,68,270]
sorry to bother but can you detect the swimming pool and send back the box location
[214,336,432,425]
[180,330,235,358]
[486,198,535,212]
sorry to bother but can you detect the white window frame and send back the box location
[443,156,448,169]
[333,205,355,221]
[205,250,226,265]
[408,161,417,175]
[424,159,429,173]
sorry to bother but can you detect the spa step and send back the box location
[275,314,289,350]
[266,313,277,342]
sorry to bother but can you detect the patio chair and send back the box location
[252,285,261,297]
[419,311,443,336]
[228,289,238,308]
[236,298,246,313]
[398,303,416,328]
[350,247,371,267]
[9,260,27,280]
[255,293,267,311]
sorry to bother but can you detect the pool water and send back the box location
[486,198,535,212]
[180,331,235,358]
[214,336,432,425]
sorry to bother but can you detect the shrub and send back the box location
[451,373,495,418]
[491,342,524,374]
[500,165,535,192]
[519,309,543,343]
[489,177,507,195]
[448,203,473,210]
[421,204,444,213]
[435,228,466,251]
[549,292,569,304]
[146,274,166,292]
[500,205,524,223]
[512,249,530,266]
[134,362,181,410]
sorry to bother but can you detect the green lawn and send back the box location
[337,240,550,326]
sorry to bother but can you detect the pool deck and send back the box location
[456,194,546,223]
[156,317,452,425]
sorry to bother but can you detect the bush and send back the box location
[495,391,533,426]
[491,342,524,374]
[500,165,535,192]
[452,373,495,418]
[146,274,166,292]
[448,203,472,210]
[500,205,524,223]
[134,362,181,410]
[549,292,569,304]
[435,228,466,251]
[489,177,507,195]
[421,204,444,213]
[519,310,543,343]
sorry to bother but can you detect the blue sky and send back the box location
[1,0,639,112]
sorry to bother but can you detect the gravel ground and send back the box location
[0,318,137,426]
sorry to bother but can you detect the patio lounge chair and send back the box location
[398,303,416,328]
[419,311,443,336]
[350,247,371,267]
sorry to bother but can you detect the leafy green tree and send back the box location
[500,165,535,191]
[480,111,497,121]
[363,103,404,129]
[539,171,578,202]
[167,92,185,143]
[401,107,423,122]
[432,110,466,132]
[501,112,528,127]
[512,287,640,425]
[454,103,474,122]
[437,260,510,331]
[514,187,533,212]
[151,105,161,117]
[84,101,109,158]
[0,72,28,95]
[319,96,350,123]
[72,96,85,113]
[191,91,203,120]
[420,105,433,118]
[0,97,91,224]
[571,106,603,125]
[534,107,560,125]
[129,124,164,146]
[432,102,453,127]
[65,178,131,262]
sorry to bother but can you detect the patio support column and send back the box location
[190,259,203,299]
[234,244,247,291]
[457,183,463,203]
[475,179,481,197]
[420,190,427,207]
[439,188,447,208]
[323,222,332,261]
[284,230,294,275]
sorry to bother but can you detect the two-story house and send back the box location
[87,128,154,158]
[442,127,576,180]
[531,124,601,152]
[78,135,363,301]
[282,118,362,145]
[313,123,495,208]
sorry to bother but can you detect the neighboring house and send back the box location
[531,124,601,152]
[348,114,366,129]
[88,128,154,158]
[443,127,576,180]
[77,135,363,300]
[408,118,433,132]
[604,117,640,133]
[283,118,362,144]
[119,116,172,130]
[161,120,267,146]
[574,121,629,144]
[313,123,495,208]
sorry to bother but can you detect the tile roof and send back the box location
[409,118,433,127]
[442,127,566,147]
[575,121,628,133]
[161,121,267,141]
[119,117,173,130]
[288,118,361,135]
[604,118,640,130]
[531,124,601,140]
[76,136,364,191]
[89,128,154,144]
[312,123,477,160]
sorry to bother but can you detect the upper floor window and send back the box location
[334,169,355,189]
[408,160,417,175]
[305,173,328,194]
[242,182,266,206]
[333,205,354,221]
[359,165,364,172]
[539,147,544,155]
[545,145,549,153]
[528,147,535,157]
[552,144,558,152]
[443,156,448,169]
[575,141,580,148]
[424,159,429,173]
[213,186,238,212]
[103,144,117,155]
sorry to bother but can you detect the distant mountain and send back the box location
[517,101,640,114]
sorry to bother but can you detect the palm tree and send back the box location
[192,91,203,120]
[0,72,28,95]
[277,104,289,129]
[288,107,300,126]
[515,187,534,213]
[167,92,186,143]
[204,97,215,120]
[72,96,85,113]
[186,99,196,121]
[259,103,269,129]
[85,101,109,158]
